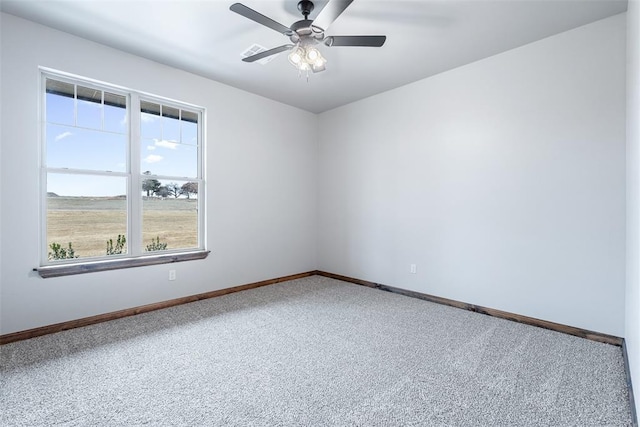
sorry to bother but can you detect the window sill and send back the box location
[35,251,210,278]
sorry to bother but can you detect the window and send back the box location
[39,70,206,275]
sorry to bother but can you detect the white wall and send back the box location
[626,0,640,419]
[318,14,627,336]
[0,13,317,335]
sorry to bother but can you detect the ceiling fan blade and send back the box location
[312,0,354,31]
[242,44,294,63]
[230,3,292,35]
[324,35,387,47]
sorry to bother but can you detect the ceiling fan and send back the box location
[230,0,386,74]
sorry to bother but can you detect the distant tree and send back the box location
[166,182,181,198]
[155,186,170,198]
[181,182,198,199]
[142,171,161,197]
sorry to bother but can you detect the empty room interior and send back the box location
[1,0,639,425]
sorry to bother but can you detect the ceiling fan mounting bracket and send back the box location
[297,0,315,19]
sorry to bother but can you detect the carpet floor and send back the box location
[0,276,634,426]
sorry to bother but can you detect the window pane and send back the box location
[104,92,127,134]
[46,79,75,126]
[47,173,127,260]
[141,101,161,139]
[141,138,197,177]
[46,123,126,172]
[181,110,198,124]
[181,111,198,146]
[162,106,181,142]
[142,179,198,251]
[77,86,103,130]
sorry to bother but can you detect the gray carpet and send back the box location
[0,276,633,426]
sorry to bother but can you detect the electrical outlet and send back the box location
[169,270,176,281]
[410,264,417,274]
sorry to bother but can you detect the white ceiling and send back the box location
[1,0,627,113]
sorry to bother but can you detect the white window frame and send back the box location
[37,68,208,277]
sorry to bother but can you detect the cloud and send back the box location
[155,139,178,150]
[143,154,163,164]
[55,131,73,141]
[147,145,156,151]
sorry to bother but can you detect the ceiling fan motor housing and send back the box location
[289,20,323,44]
[290,1,323,44]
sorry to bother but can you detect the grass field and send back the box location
[47,196,198,259]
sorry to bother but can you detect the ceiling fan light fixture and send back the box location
[306,47,319,61]
[288,44,326,75]
[311,59,326,73]
[288,47,304,65]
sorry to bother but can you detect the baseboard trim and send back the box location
[0,268,627,345]
[0,271,316,345]
[315,271,624,347]
[623,339,639,426]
